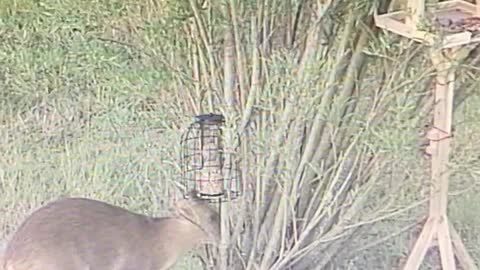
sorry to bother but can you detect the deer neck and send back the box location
[151,217,208,256]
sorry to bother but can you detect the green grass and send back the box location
[0,1,203,268]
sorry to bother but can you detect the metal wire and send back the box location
[180,113,242,202]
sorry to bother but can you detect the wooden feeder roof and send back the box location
[375,0,480,48]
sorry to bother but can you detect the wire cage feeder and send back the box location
[180,113,242,202]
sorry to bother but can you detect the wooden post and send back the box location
[218,117,234,270]
[402,49,478,270]
[405,0,425,28]
[219,201,230,269]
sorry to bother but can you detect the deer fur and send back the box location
[2,194,220,270]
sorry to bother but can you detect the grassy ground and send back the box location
[0,1,479,269]
[0,0,202,268]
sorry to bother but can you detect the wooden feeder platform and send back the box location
[375,0,480,48]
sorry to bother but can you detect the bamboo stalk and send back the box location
[228,0,249,109]
[189,21,201,115]
[240,14,262,134]
[189,0,221,110]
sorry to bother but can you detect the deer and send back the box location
[2,192,220,270]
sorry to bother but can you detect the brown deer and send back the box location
[2,193,220,270]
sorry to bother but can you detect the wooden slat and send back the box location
[434,0,476,11]
[450,222,479,270]
[374,15,435,43]
[441,32,474,49]
[403,218,438,270]
[429,50,456,270]
[437,218,456,270]
[406,0,425,28]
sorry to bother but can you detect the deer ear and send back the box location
[173,199,199,221]
[186,190,201,200]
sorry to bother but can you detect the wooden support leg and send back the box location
[219,201,230,269]
[450,222,479,270]
[403,218,438,270]
[402,218,478,270]
[437,217,456,270]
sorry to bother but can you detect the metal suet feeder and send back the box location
[180,113,242,202]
